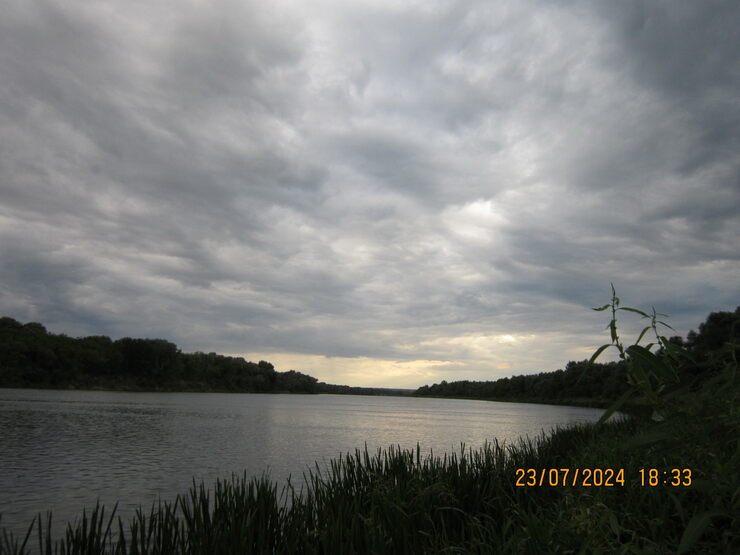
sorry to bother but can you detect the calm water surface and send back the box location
[0,388,604,536]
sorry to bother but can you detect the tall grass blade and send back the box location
[677,511,725,554]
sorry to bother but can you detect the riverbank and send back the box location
[1,389,736,554]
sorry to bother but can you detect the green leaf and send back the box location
[609,319,617,342]
[588,344,613,364]
[635,326,651,345]
[592,304,611,312]
[618,306,650,318]
[678,511,725,554]
[627,344,657,359]
[597,388,633,425]
[627,345,677,384]
[657,320,677,332]
[660,337,690,361]
[625,348,653,394]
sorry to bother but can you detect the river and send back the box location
[0,388,604,538]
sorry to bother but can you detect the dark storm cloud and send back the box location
[568,0,740,190]
[598,0,739,96]
[1,0,738,386]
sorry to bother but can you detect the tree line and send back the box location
[415,360,629,405]
[315,383,413,396]
[0,317,319,393]
[415,306,739,404]
[2,305,736,400]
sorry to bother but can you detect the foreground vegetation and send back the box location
[415,306,739,409]
[1,296,738,553]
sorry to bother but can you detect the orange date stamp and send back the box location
[515,467,626,487]
[515,468,692,487]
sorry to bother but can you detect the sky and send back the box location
[1,0,738,388]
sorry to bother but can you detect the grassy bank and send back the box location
[1,397,737,554]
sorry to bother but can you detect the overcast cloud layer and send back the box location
[1,0,738,387]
